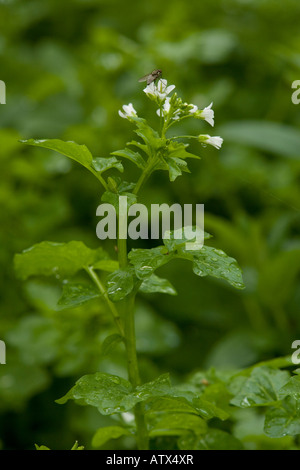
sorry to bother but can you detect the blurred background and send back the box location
[0,0,300,450]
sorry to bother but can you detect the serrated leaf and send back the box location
[230,366,290,408]
[14,241,109,280]
[101,334,124,356]
[264,397,300,438]
[92,426,131,448]
[56,282,101,310]
[92,156,123,173]
[111,149,146,169]
[139,274,177,295]
[106,268,136,302]
[128,246,173,279]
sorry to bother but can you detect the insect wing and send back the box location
[138,73,151,83]
[138,69,162,85]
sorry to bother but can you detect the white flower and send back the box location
[118,103,137,119]
[199,134,223,149]
[156,97,171,116]
[156,97,181,120]
[144,79,175,101]
[199,102,214,126]
[188,104,198,114]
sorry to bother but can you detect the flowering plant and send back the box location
[15,76,250,450]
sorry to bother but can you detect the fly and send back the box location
[138,69,162,85]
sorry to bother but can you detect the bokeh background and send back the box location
[1,0,300,450]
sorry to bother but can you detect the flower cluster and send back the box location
[118,78,223,150]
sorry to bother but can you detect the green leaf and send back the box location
[92,426,131,448]
[230,366,290,408]
[134,121,161,148]
[20,139,101,179]
[190,246,244,289]
[56,372,176,415]
[106,268,136,302]
[92,156,123,173]
[35,444,50,450]
[145,396,199,415]
[132,373,173,401]
[56,372,133,414]
[278,375,300,400]
[139,274,177,295]
[163,226,212,252]
[147,412,207,437]
[166,140,201,160]
[178,429,243,450]
[93,259,119,272]
[200,382,233,417]
[70,441,84,450]
[192,397,229,421]
[264,397,300,438]
[111,148,146,169]
[127,140,149,158]
[56,282,101,310]
[128,246,173,279]
[101,334,124,356]
[14,241,109,280]
[164,156,189,182]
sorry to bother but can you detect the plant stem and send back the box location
[117,225,149,450]
[85,266,124,337]
[133,158,159,195]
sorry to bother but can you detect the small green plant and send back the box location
[14,76,300,450]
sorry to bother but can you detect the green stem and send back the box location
[133,158,159,195]
[117,229,149,450]
[85,266,124,337]
[91,169,109,191]
[117,237,128,268]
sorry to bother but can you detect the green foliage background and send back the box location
[1,0,300,450]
